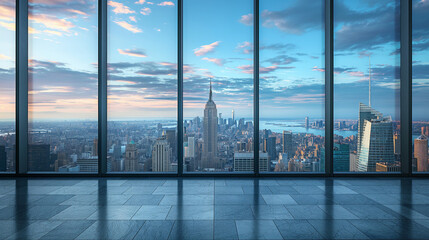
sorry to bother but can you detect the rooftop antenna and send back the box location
[209,78,213,101]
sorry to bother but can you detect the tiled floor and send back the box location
[0,178,428,240]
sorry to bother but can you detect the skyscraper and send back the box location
[305,117,309,129]
[357,113,395,172]
[202,79,218,169]
[28,144,51,171]
[152,137,172,172]
[233,152,268,172]
[124,142,138,172]
[164,129,176,160]
[393,133,400,155]
[264,136,276,160]
[414,135,428,172]
[282,131,293,158]
[187,137,195,158]
[0,146,6,171]
[333,143,350,172]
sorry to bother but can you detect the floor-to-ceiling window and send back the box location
[107,0,177,173]
[259,0,325,173]
[28,0,98,172]
[334,0,401,173]
[0,0,15,172]
[183,0,253,173]
[412,0,429,173]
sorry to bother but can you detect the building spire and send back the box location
[209,78,212,101]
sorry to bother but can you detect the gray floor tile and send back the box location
[235,220,283,240]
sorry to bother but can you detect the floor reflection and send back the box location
[0,177,427,239]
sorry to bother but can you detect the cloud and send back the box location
[0,4,15,21]
[29,14,75,32]
[135,0,146,4]
[237,41,253,54]
[265,55,298,65]
[108,1,135,14]
[0,21,14,31]
[140,7,151,15]
[0,54,11,60]
[260,43,295,51]
[43,29,62,36]
[158,1,175,6]
[194,41,220,56]
[202,57,225,66]
[114,21,142,33]
[118,48,147,58]
[312,66,325,72]
[66,9,88,16]
[261,0,323,34]
[240,13,253,26]
[129,16,137,22]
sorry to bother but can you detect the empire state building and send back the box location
[202,79,218,169]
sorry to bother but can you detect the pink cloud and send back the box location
[108,1,135,14]
[0,5,15,21]
[274,94,325,104]
[240,13,253,26]
[0,54,11,60]
[194,41,220,56]
[158,1,175,6]
[129,16,137,22]
[135,0,146,4]
[140,7,151,15]
[312,66,325,72]
[29,14,75,32]
[0,21,14,31]
[66,9,88,16]
[237,41,253,54]
[114,21,142,33]
[118,48,147,57]
[202,57,225,66]
[237,65,253,74]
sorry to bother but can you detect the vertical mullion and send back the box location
[177,0,184,176]
[325,0,334,177]
[98,0,107,175]
[16,0,28,175]
[253,0,260,176]
[400,0,412,176]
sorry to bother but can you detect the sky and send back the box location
[0,0,428,122]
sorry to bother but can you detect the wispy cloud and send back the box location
[237,41,253,54]
[239,13,253,26]
[108,1,135,14]
[0,4,15,21]
[140,7,151,15]
[135,0,146,4]
[194,41,220,56]
[0,54,11,60]
[0,21,14,31]
[66,9,88,16]
[114,21,142,33]
[29,14,75,32]
[158,1,175,6]
[118,48,147,58]
[129,16,137,22]
[202,57,225,66]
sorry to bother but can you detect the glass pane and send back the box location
[183,0,253,173]
[334,0,400,173]
[107,0,177,172]
[0,0,15,172]
[28,0,98,172]
[259,0,325,173]
[412,0,429,172]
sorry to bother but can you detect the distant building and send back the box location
[152,138,172,172]
[263,136,276,161]
[202,79,218,169]
[233,152,268,172]
[305,117,309,129]
[333,144,350,172]
[376,162,401,172]
[124,142,138,172]
[77,157,98,172]
[28,144,51,171]
[393,133,400,155]
[164,129,176,160]
[414,135,428,172]
[0,146,6,171]
[282,131,293,158]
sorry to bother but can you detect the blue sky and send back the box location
[0,0,428,121]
